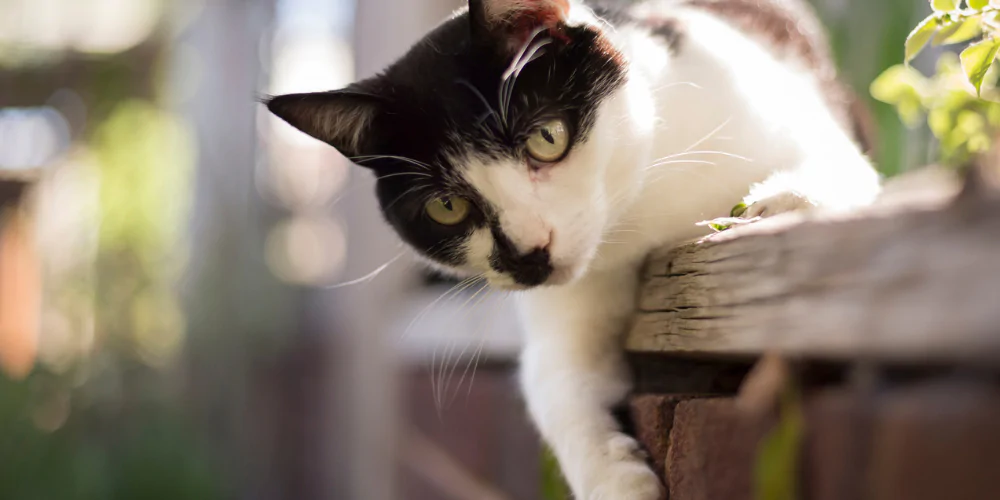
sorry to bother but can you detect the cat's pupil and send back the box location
[541,128,555,145]
[441,198,453,211]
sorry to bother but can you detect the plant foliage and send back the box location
[874,0,1000,166]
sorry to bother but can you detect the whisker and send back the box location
[440,283,493,411]
[376,172,434,180]
[683,117,732,153]
[463,292,510,403]
[500,27,549,128]
[645,159,717,170]
[324,250,406,289]
[351,155,434,171]
[400,274,485,342]
[435,280,490,414]
[457,79,499,126]
[427,277,487,417]
[647,149,753,166]
[651,81,703,92]
[384,184,431,211]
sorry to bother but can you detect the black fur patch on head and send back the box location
[268,8,627,282]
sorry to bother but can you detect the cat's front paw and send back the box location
[583,435,664,500]
[739,191,815,219]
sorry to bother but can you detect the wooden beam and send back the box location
[627,167,1000,363]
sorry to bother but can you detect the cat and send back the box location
[266,0,881,497]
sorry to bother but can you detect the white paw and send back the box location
[583,435,663,500]
[740,191,815,219]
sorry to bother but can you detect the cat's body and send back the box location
[267,1,880,497]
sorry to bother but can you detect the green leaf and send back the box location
[906,15,940,62]
[961,38,1000,95]
[730,202,748,217]
[932,0,959,10]
[969,0,989,10]
[709,222,731,232]
[933,16,982,45]
[754,388,804,500]
[870,65,929,126]
[541,446,570,500]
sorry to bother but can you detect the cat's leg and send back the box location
[741,137,881,218]
[519,266,662,500]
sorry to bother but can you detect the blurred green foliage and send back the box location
[0,23,224,500]
[541,445,571,500]
[0,371,224,500]
[873,0,1000,167]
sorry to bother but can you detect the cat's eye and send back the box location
[526,119,570,163]
[425,196,471,225]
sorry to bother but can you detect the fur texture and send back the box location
[267,1,881,497]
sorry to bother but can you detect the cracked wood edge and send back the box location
[627,169,1000,363]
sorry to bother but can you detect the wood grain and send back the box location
[627,167,1000,363]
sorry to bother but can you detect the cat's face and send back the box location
[267,0,630,289]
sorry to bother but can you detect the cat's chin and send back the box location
[483,263,585,291]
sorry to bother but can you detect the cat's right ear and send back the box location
[265,90,383,160]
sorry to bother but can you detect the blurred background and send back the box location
[0,1,940,499]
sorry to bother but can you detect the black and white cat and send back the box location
[267,0,880,497]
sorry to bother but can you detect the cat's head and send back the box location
[267,0,644,289]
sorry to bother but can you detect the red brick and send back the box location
[666,398,771,500]
[629,395,703,482]
[869,383,1000,500]
[803,389,871,500]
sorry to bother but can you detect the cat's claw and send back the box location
[741,191,815,218]
[584,435,664,500]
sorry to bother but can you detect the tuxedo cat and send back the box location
[267,0,880,497]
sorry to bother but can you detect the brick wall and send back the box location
[629,378,1000,500]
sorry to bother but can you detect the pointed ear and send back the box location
[469,0,572,44]
[266,89,383,159]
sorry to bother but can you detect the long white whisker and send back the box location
[651,81,704,92]
[502,27,547,81]
[646,159,717,169]
[324,251,406,289]
[684,117,732,153]
[499,27,548,128]
[647,149,754,166]
[401,274,485,342]
[504,39,551,121]
[428,277,486,417]
[464,292,510,402]
[440,284,492,411]
[457,79,499,125]
[351,155,434,171]
[384,184,432,211]
[376,172,434,180]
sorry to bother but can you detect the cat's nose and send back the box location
[507,247,553,287]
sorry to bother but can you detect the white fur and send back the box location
[458,3,880,498]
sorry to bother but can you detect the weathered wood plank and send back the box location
[627,167,1000,362]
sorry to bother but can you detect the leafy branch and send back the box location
[874,0,1000,166]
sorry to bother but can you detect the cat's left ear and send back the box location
[469,0,573,44]
[266,89,384,160]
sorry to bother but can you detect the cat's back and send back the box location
[594,0,831,68]
[592,0,874,152]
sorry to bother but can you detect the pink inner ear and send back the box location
[487,0,572,47]
[487,0,570,26]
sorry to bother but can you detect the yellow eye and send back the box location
[425,196,470,225]
[526,119,570,163]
